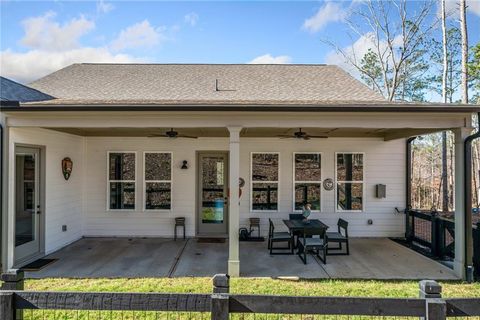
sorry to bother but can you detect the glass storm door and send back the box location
[197,152,228,236]
[14,147,41,263]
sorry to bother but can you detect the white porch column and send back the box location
[227,126,242,277]
[1,115,12,271]
[453,128,470,279]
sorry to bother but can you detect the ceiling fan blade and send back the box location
[147,134,169,138]
[307,135,329,139]
[276,135,294,138]
[177,135,198,139]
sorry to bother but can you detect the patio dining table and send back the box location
[283,219,329,252]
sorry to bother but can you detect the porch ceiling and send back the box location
[45,127,444,140]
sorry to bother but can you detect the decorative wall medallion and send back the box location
[62,157,73,180]
[323,178,334,191]
[239,177,246,188]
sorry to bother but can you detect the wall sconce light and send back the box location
[181,160,189,170]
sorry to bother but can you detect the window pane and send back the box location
[295,183,321,211]
[252,183,278,210]
[145,182,171,210]
[295,153,321,181]
[109,153,135,180]
[337,183,363,211]
[145,153,171,181]
[109,182,135,209]
[337,153,363,181]
[252,153,278,181]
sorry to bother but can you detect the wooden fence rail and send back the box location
[1,272,480,320]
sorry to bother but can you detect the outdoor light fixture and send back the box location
[181,160,189,170]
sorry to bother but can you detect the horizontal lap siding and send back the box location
[84,137,405,238]
[10,128,85,254]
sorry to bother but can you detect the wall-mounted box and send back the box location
[376,184,386,198]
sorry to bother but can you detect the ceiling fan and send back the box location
[276,128,328,140]
[148,128,198,139]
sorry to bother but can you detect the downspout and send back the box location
[405,137,417,240]
[464,112,480,282]
[0,123,3,271]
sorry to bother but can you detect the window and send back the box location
[294,153,321,211]
[108,152,136,210]
[144,152,172,210]
[251,152,279,211]
[336,153,364,211]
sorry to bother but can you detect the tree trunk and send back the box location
[460,0,469,104]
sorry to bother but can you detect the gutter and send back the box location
[1,103,480,113]
[464,112,480,282]
[405,137,417,240]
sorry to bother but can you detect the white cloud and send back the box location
[20,11,95,51]
[97,0,114,14]
[1,48,139,84]
[302,2,348,33]
[184,12,199,26]
[110,20,167,51]
[0,12,143,83]
[248,54,292,64]
[325,33,402,76]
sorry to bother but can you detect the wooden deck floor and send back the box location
[25,237,458,280]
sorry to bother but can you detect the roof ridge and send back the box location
[74,63,330,66]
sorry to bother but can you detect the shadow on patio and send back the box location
[25,238,458,280]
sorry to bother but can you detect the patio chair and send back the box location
[297,227,328,264]
[326,218,349,255]
[289,214,304,220]
[268,219,293,255]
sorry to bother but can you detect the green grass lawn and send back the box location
[24,277,480,298]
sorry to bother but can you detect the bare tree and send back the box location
[323,0,437,101]
[441,0,449,212]
[460,0,469,104]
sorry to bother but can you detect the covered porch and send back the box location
[25,237,457,280]
[1,108,476,279]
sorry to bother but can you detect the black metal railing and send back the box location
[405,209,480,280]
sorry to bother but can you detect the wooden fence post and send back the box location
[0,292,14,320]
[1,270,24,320]
[212,274,229,294]
[419,280,446,320]
[211,274,229,320]
[1,269,24,290]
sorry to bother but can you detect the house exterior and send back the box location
[1,64,479,278]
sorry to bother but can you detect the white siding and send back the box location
[84,137,405,238]
[10,128,85,254]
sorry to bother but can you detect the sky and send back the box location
[0,0,479,90]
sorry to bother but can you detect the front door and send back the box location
[14,146,42,264]
[197,152,229,236]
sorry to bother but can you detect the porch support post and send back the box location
[453,128,470,279]
[1,115,12,271]
[227,126,241,277]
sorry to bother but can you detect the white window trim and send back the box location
[250,152,280,213]
[106,151,137,212]
[292,152,322,213]
[334,152,365,213]
[143,151,173,212]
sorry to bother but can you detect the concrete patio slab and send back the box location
[26,237,186,278]
[25,237,458,280]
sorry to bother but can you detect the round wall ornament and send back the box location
[62,157,73,180]
[323,178,334,191]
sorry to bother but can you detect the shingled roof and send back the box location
[1,76,54,102]
[27,63,385,104]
